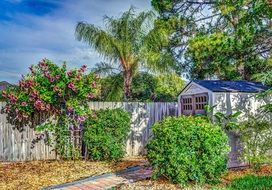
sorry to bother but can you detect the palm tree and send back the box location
[75,8,174,100]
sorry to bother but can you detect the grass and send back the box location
[227,175,272,190]
[119,165,272,190]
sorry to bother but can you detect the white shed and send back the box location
[178,80,270,168]
[178,80,269,117]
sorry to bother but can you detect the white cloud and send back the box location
[0,0,152,83]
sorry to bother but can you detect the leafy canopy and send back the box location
[75,7,178,99]
[96,72,185,102]
[152,0,272,80]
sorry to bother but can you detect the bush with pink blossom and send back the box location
[2,59,99,159]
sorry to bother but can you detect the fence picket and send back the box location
[0,101,179,161]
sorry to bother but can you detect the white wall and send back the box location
[212,92,270,120]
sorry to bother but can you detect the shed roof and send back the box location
[192,80,268,93]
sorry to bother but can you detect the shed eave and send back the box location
[178,81,213,102]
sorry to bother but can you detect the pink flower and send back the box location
[67,71,73,77]
[27,80,34,87]
[5,105,11,113]
[38,60,48,71]
[31,91,39,98]
[8,94,18,103]
[76,74,81,80]
[77,116,86,122]
[45,104,51,111]
[68,82,76,91]
[19,80,25,88]
[21,102,27,106]
[67,107,74,113]
[53,86,60,92]
[79,65,87,72]
[87,93,94,99]
[34,100,43,110]
[49,78,55,83]
[92,81,97,88]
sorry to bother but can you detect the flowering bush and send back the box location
[2,59,99,159]
[2,59,98,124]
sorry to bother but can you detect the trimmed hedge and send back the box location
[147,116,230,184]
[83,108,130,161]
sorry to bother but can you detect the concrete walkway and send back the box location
[43,165,152,190]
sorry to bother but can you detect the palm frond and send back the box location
[92,62,122,77]
[75,22,121,63]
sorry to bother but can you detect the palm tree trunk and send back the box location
[123,70,132,101]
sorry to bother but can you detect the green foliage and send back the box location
[76,8,176,99]
[154,73,185,101]
[83,108,130,161]
[204,105,241,131]
[97,74,124,101]
[147,116,230,184]
[152,0,272,80]
[227,175,272,190]
[2,59,99,159]
[187,31,272,80]
[131,73,157,101]
[97,72,185,102]
[254,69,272,113]
[239,116,272,171]
[2,59,98,126]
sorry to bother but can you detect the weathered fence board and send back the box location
[88,102,179,156]
[0,102,57,161]
[0,102,178,161]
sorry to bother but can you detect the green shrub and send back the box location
[147,116,230,184]
[228,175,272,190]
[239,116,272,171]
[83,108,130,161]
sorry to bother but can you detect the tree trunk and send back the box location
[123,70,132,101]
[238,63,251,80]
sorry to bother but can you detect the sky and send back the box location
[0,0,152,83]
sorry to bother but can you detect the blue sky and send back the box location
[0,0,151,83]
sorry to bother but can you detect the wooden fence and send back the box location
[0,102,179,161]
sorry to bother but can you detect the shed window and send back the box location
[181,93,208,115]
[183,97,192,110]
[195,95,207,110]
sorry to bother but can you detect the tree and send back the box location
[96,72,185,102]
[75,8,176,100]
[154,73,185,101]
[152,0,272,80]
[254,64,272,113]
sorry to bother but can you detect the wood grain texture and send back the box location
[0,102,179,161]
